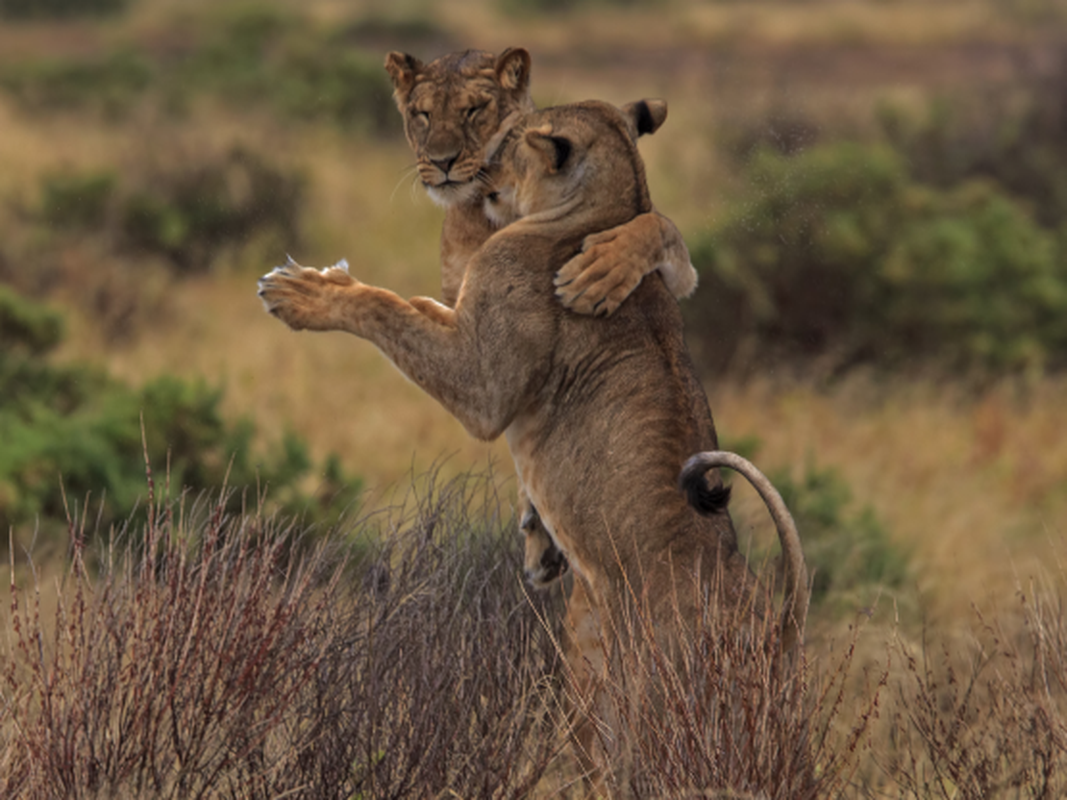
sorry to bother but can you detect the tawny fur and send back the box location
[258,100,808,787]
[384,47,700,585]
[384,47,699,318]
[256,97,808,654]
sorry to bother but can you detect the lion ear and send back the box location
[384,51,424,96]
[525,126,573,173]
[495,47,531,94]
[622,99,668,138]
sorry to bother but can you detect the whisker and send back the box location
[390,163,422,205]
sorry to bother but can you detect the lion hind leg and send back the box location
[520,497,568,588]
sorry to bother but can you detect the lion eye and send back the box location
[466,103,488,121]
[413,110,430,123]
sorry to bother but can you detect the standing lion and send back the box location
[258,98,808,787]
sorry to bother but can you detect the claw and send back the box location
[320,258,349,275]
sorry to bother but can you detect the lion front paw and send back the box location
[257,257,357,331]
[555,232,644,317]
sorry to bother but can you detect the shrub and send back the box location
[271,45,399,135]
[0,8,402,135]
[886,589,1067,798]
[722,436,906,609]
[38,171,117,230]
[179,8,400,134]
[687,142,1067,376]
[0,288,358,540]
[877,180,1067,373]
[5,467,1062,798]
[584,585,875,798]
[32,148,304,273]
[0,0,128,19]
[770,457,907,607]
[879,49,1067,230]
[118,146,305,271]
[0,50,152,116]
[0,284,65,355]
[1,472,561,798]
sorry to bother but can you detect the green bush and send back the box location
[879,56,1067,230]
[0,8,401,134]
[39,170,117,229]
[0,284,65,355]
[0,50,151,116]
[0,287,361,540]
[723,436,906,609]
[177,8,400,134]
[271,45,399,134]
[0,0,128,19]
[769,458,907,607]
[34,149,304,272]
[687,142,1067,376]
[878,180,1067,371]
[119,146,304,271]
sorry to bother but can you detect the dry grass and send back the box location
[885,593,1067,798]
[711,377,1067,627]
[559,578,876,798]
[1,470,563,799]
[3,469,1063,797]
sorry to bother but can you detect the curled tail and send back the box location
[679,450,810,654]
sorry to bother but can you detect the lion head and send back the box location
[385,48,534,206]
[482,98,668,227]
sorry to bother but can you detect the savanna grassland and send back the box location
[2,0,1067,796]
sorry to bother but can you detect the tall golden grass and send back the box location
[3,469,1063,796]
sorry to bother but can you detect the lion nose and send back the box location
[430,154,459,175]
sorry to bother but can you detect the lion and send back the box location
[257,100,809,771]
[384,48,699,587]
[383,47,698,314]
[258,96,808,786]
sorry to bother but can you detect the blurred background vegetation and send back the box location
[0,0,1065,627]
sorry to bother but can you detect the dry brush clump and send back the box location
[6,457,1060,798]
[557,570,883,799]
[0,469,562,798]
[883,578,1067,799]
[289,471,564,799]
[1,488,343,798]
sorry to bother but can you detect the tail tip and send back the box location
[680,456,731,516]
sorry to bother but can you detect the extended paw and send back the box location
[257,257,356,331]
[555,230,644,317]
